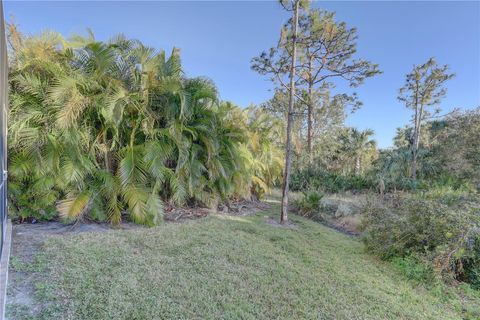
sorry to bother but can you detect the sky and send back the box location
[4,1,480,148]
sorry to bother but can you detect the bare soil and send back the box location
[218,199,271,216]
[264,217,298,229]
[325,216,361,237]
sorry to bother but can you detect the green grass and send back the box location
[8,206,479,319]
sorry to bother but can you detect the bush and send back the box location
[361,193,480,287]
[290,167,375,193]
[391,255,436,283]
[8,179,59,222]
[294,190,324,220]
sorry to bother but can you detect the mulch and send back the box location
[164,199,271,222]
[163,207,210,222]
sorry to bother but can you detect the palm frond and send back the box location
[57,191,91,219]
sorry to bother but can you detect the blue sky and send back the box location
[4,1,480,148]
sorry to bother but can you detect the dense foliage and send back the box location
[7,29,283,225]
[289,127,378,193]
[290,108,480,195]
[375,108,480,192]
[290,167,375,193]
[361,192,480,288]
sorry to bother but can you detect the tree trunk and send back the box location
[307,57,314,157]
[307,95,312,155]
[411,104,423,181]
[280,0,299,224]
[411,151,417,180]
[411,112,418,180]
[355,156,361,175]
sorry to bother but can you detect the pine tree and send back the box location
[398,58,454,180]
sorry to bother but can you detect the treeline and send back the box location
[7,27,284,225]
[290,107,480,194]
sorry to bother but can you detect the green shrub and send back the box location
[290,167,375,193]
[417,185,478,206]
[8,179,59,222]
[361,193,480,287]
[391,255,436,283]
[294,190,324,220]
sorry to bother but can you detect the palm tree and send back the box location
[8,28,275,225]
[341,128,376,175]
[244,106,284,199]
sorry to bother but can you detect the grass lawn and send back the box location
[7,203,479,319]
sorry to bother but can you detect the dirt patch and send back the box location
[218,200,271,216]
[325,216,361,237]
[10,221,142,261]
[292,193,372,237]
[164,200,270,222]
[264,217,298,229]
[164,207,210,222]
